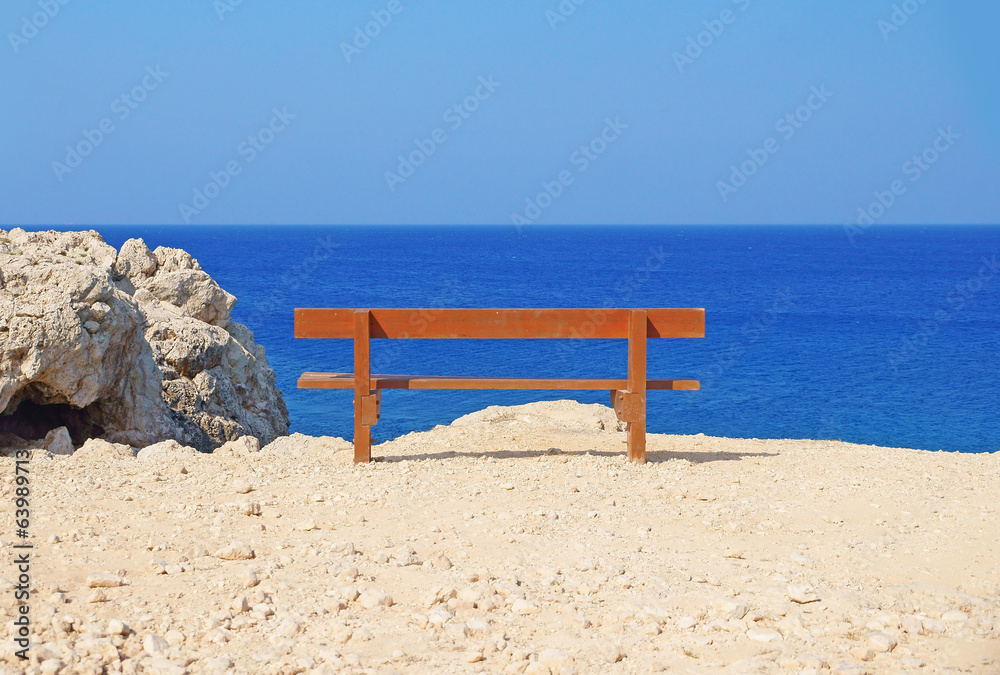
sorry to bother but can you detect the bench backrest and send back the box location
[295,308,704,340]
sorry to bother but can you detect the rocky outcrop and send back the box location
[0,228,288,451]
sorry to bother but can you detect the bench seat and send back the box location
[298,372,700,391]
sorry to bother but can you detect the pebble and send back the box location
[922,617,947,634]
[901,614,923,634]
[202,656,235,673]
[237,501,261,516]
[942,609,969,623]
[107,619,128,635]
[867,630,897,653]
[747,627,782,642]
[231,595,250,613]
[712,597,748,620]
[143,633,170,654]
[603,645,625,663]
[511,599,538,615]
[539,649,575,672]
[294,519,318,531]
[358,588,393,609]
[787,584,820,604]
[234,479,253,494]
[677,616,697,629]
[85,589,107,603]
[86,573,123,588]
[215,541,255,560]
[240,568,259,588]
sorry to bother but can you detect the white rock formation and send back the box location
[0,228,288,451]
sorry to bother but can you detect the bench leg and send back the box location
[627,310,647,464]
[354,310,372,463]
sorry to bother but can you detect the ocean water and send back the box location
[83,225,1000,454]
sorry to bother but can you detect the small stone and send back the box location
[524,663,550,675]
[143,633,169,654]
[214,541,255,560]
[294,519,317,532]
[240,569,259,588]
[603,645,625,663]
[922,617,947,634]
[787,584,819,604]
[867,631,897,653]
[231,596,249,613]
[575,559,595,572]
[711,597,747,620]
[358,588,393,609]
[849,646,873,662]
[539,649,575,672]
[44,427,74,455]
[164,629,185,647]
[202,656,235,673]
[676,615,697,629]
[511,599,538,615]
[86,573,123,588]
[432,554,453,570]
[233,479,253,494]
[747,628,782,642]
[723,548,743,559]
[237,501,261,516]
[85,589,107,603]
[107,619,128,636]
[277,619,302,637]
[942,609,969,623]
[799,655,826,670]
[901,614,923,634]
[149,559,168,575]
[464,651,485,663]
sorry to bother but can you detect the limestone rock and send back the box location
[74,438,136,461]
[0,229,288,451]
[137,439,200,461]
[44,426,74,455]
[215,541,255,561]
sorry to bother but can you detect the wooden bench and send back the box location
[295,308,704,464]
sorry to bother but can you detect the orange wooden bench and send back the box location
[295,308,705,464]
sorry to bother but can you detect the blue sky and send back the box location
[1,1,997,225]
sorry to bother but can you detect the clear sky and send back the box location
[1,1,997,225]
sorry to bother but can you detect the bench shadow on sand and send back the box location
[376,447,778,464]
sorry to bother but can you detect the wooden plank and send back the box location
[626,309,647,464]
[353,310,372,463]
[298,373,700,391]
[295,308,704,340]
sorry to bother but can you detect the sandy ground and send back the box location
[2,400,999,675]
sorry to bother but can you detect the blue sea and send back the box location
[83,225,999,453]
